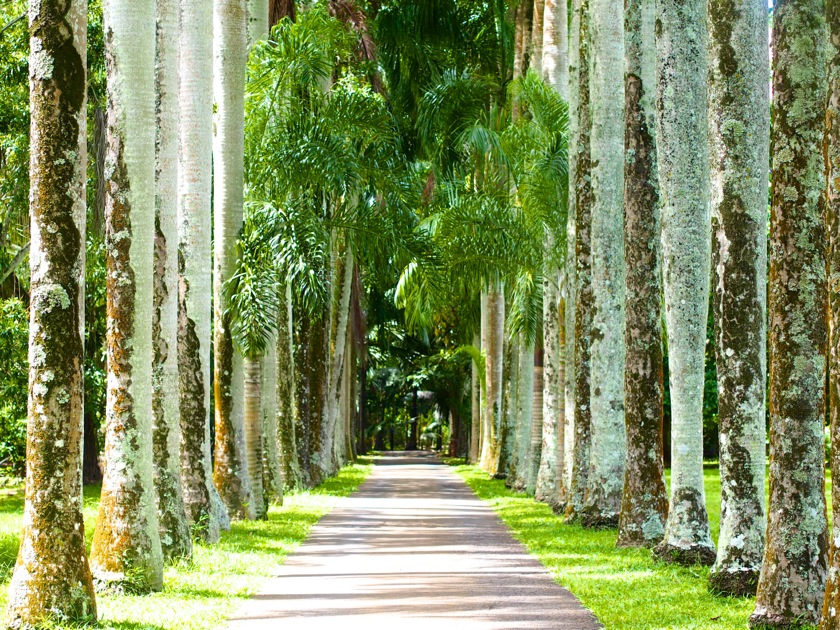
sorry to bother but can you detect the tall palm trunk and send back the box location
[178,0,230,543]
[564,0,592,523]
[823,2,840,625]
[750,0,829,625]
[248,0,269,44]
[480,288,505,474]
[707,0,769,596]
[295,308,328,487]
[6,1,97,624]
[243,357,266,518]
[527,358,545,495]
[542,0,568,92]
[90,0,164,592]
[513,0,533,81]
[469,334,481,464]
[652,0,715,566]
[530,0,544,76]
[582,0,626,529]
[277,283,302,489]
[152,0,192,562]
[512,341,535,490]
[499,336,519,477]
[262,340,283,504]
[213,0,254,520]
[617,0,667,549]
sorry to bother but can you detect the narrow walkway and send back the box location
[228,452,601,629]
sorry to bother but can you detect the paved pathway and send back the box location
[228,452,601,629]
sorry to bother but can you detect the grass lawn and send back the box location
[455,463,833,630]
[0,460,373,629]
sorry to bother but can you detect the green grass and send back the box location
[0,460,373,629]
[455,464,832,630]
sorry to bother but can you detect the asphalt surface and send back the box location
[227,451,601,629]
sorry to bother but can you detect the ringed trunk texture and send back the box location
[530,0,544,76]
[707,0,769,597]
[243,357,266,518]
[536,269,562,506]
[541,0,568,96]
[564,0,592,523]
[469,334,481,464]
[178,0,230,543]
[277,284,302,489]
[262,341,283,504]
[480,289,505,474]
[617,0,667,549]
[750,0,829,625]
[824,0,840,625]
[152,0,192,562]
[527,360,546,496]
[582,0,626,530]
[90,0,164,592]
[5,1,97,624]
[212,0,254,520]
[651,0,716,567]
[500,336,519,479]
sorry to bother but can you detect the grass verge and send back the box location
[454,464,831,630]
[0,459,373,629]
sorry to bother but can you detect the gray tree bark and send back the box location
[90,0,164,592]
[5,1,97,624]
[750,0,829,625]
[277,283,302,489]
[480,288,505,474]
[651,0,716,567]
[707,0,769,597]
[617,0,666,549]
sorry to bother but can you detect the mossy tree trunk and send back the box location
[178,0,230,544]
[512,343,534,490]
[499,335,519,478]
[537,271,562,506]
[750,0,829,625]
[617,0,667,549]
[707,0,769,597]
[152,0,192,562]
[294,309,328,487]
[277,284,302,489]
[262,341,283,504]
[582,0,626,529]
[213,0,254,520]
[823,1,840,624]
[564,0,592,523]
[5,1,97,624]
[651,0,716,567]
[90,0,164,592]
[243,357,266,518]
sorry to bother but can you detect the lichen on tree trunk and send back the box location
[536,268,562,507]
[213,0,254,521]
[5,1,97,625]
[152,0,192,562]
[564,0,592,524]
[750,0,829,625]
[707,0,769,597]
[617,0,667,549]
[277,283,302,489]
[582,0,626,530]
[90,0,164,593]
[651,0,716,567]
[512,343,535,490]
[262,340,283,504]
[823,1,840,625]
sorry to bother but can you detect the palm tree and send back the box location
[707,0,769,596]
[213,0,254,520]
[152,0,193,562]
[5,1,97,624]
[750,0,829,625]
[651,0,715,566]
[90,0,164,592]
[178,0,231,543]
[582,0,625,529]
[617,0,667,549]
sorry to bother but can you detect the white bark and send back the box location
[90,0,164,591]
[470,334,481,463]
[537,274,562,505]
[542,0,568,99]
[583,0,626,528]
[514,342,535,490]
[652,0,715,565]
[480,288,505,473]
[178,0,230,541]
[262,338,283,504]
[248,0,269,45]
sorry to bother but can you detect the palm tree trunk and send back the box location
[6,1,97,624]
[652,0,715,567]
[213,0,254,520]
[582,0,626,530]
[152,0,192,562]
[261,341,283,505]
[243,357,266,519]
[750,0,829,624]
[564,0,592,523]
[513,341,534,490]
[500,336,519,478]
[295,308,328,487]
[248,0,268,44]
[469,333,481,464]
[537,277,562,506]
[707,0,769,596]
[277,283,302,489]
[480,287,505,474]
[542,0,568,93]
[513,0,533,81]
[90,0,164,592]
[617,0,667,549]
[823,1,840,625]
[527,358,545,495]
[178,0,230,543]
[530,0,544,76]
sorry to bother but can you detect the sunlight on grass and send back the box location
[0,460,372,629]
[455,464,832,630]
